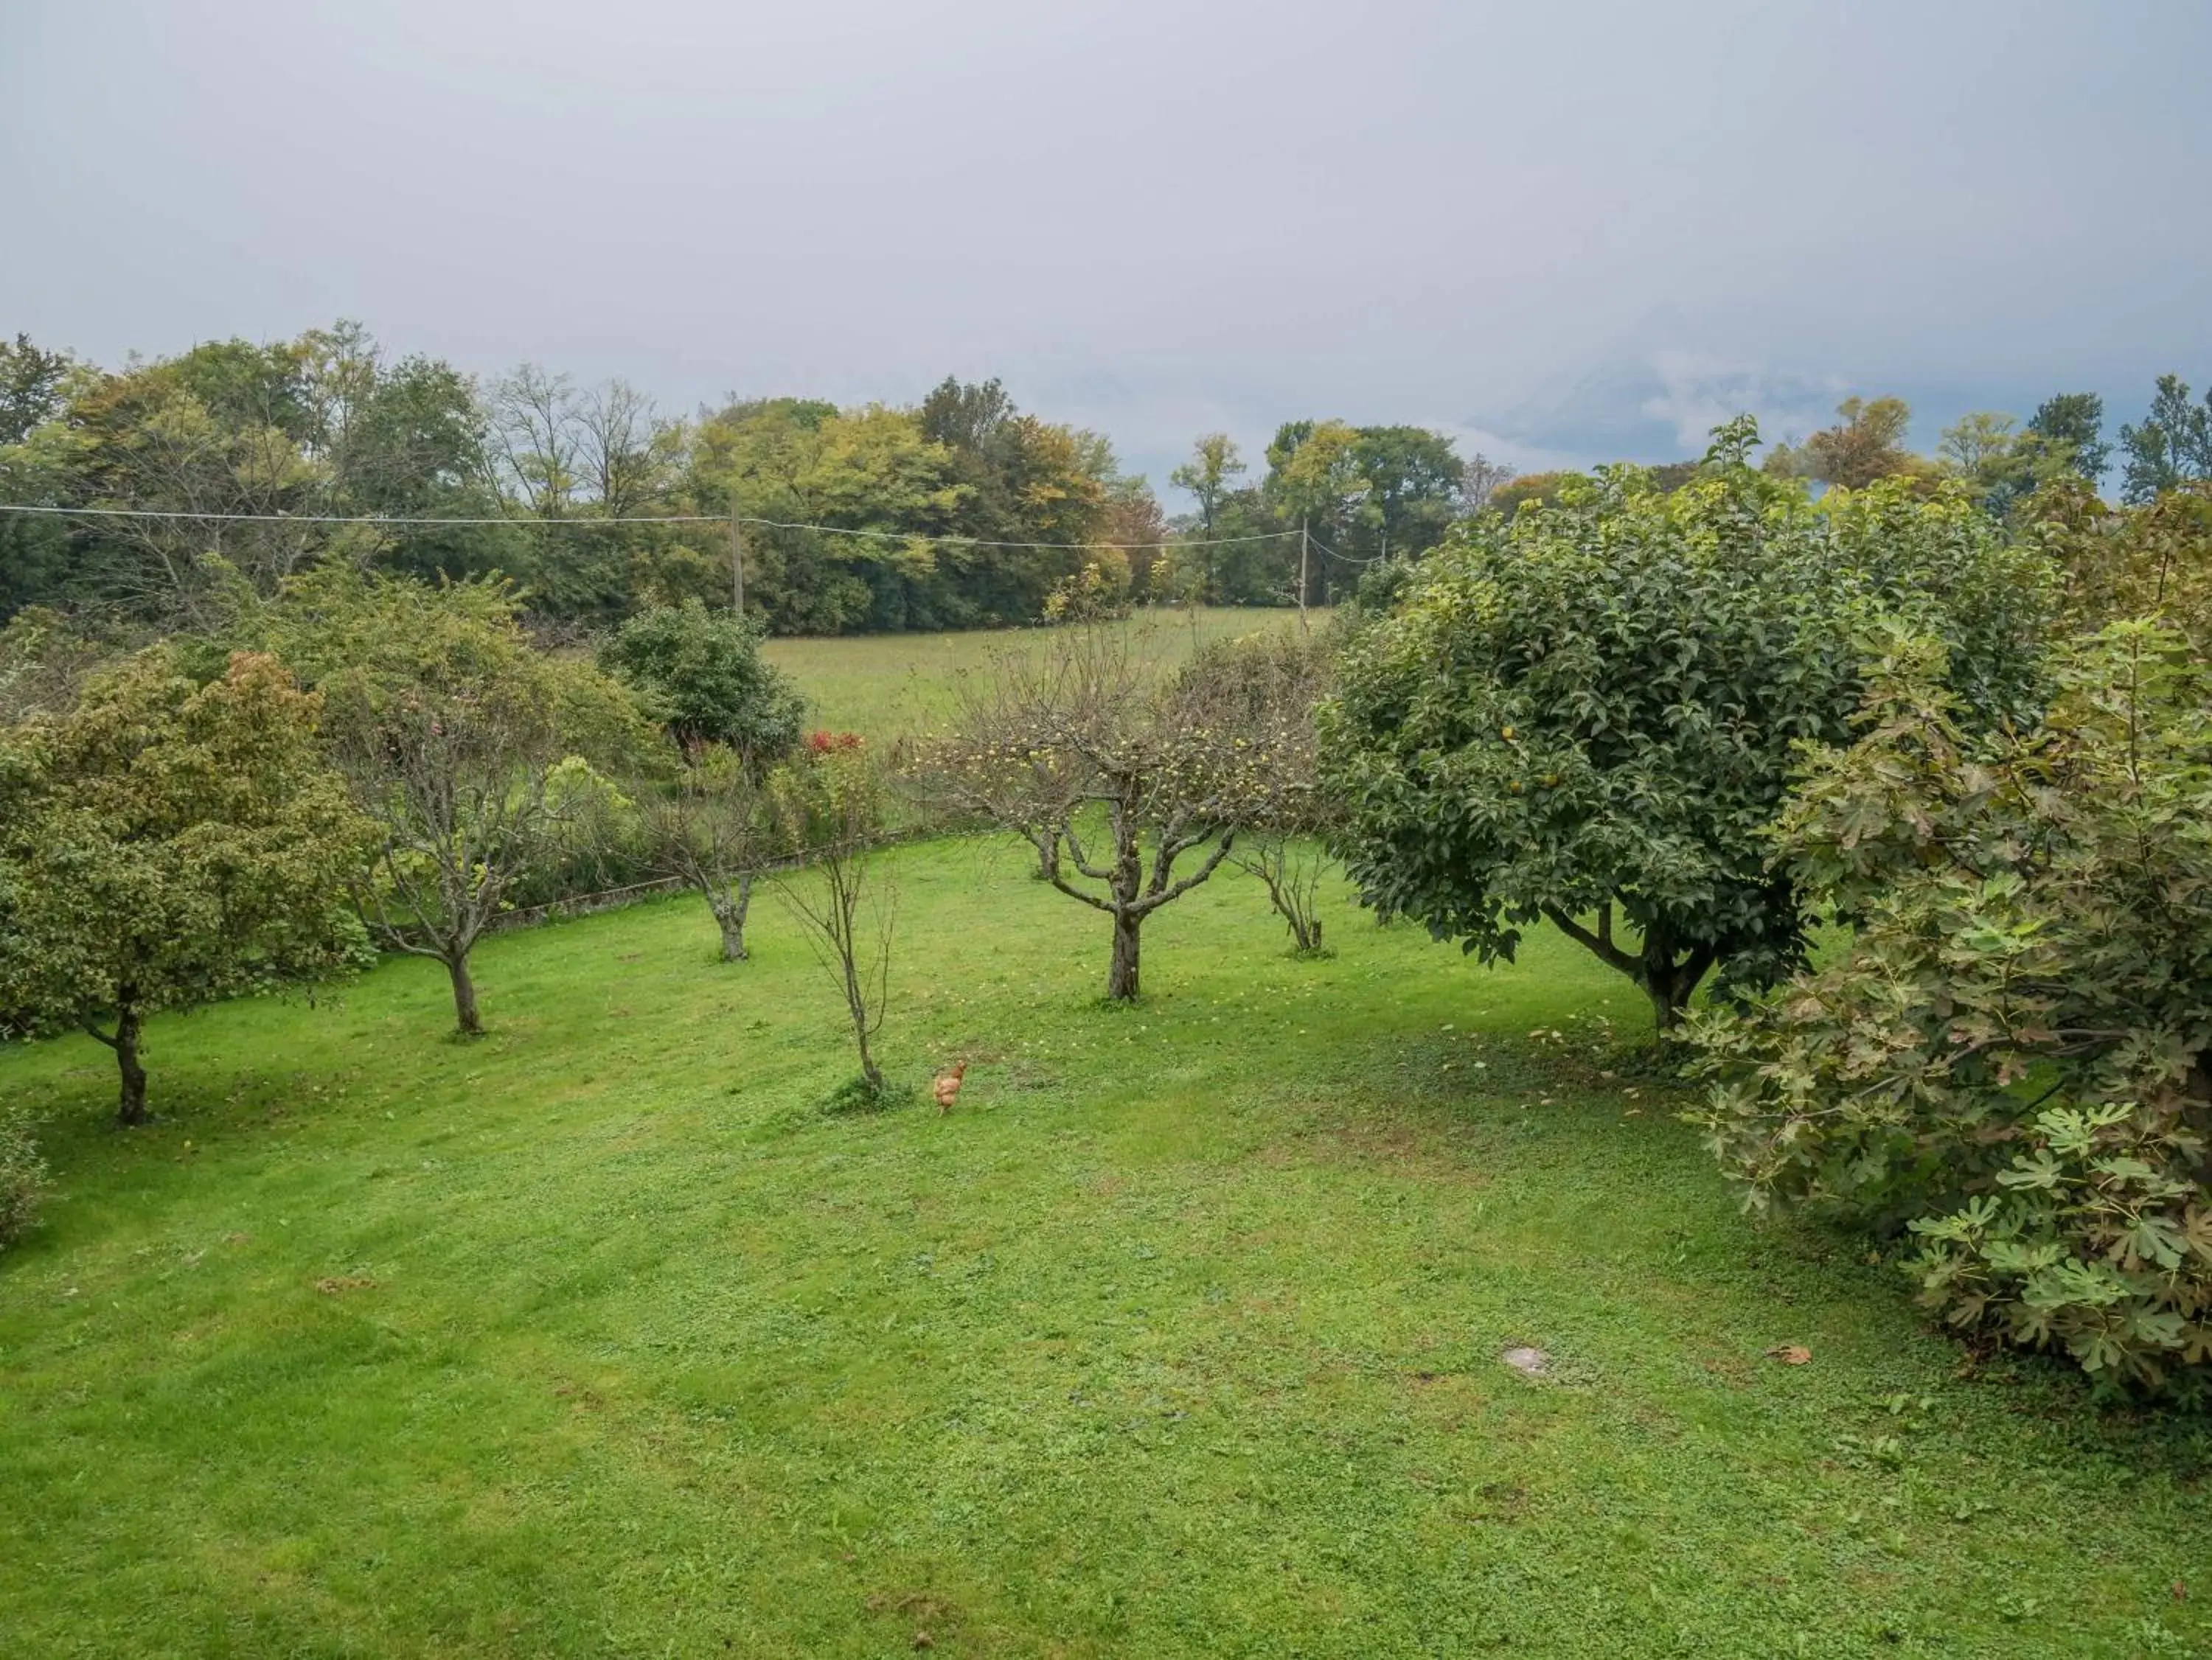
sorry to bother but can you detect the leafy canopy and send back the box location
[0,648,373,1118]
[1321,422,2053,1030]
[598,597,804,758]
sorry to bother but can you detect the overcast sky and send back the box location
[4,0,2208,492]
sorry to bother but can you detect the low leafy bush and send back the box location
[1693,626,2212,1398]
[821,1074,908,1116]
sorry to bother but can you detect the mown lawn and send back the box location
[2,837,2207,1658]
[761,606,1303,742]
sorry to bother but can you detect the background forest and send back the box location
[0,324,1481,632]
[18,321,2198,640]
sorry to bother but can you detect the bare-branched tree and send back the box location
[770,745,895,1093]
[921,623,1310,1000]
[485,364,582,520]
[641,742,775,962]
[1180,630,1339,953]
[1458,452,1519,515]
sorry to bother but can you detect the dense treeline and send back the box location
[0,324,1505,634]
[9,319,2204,638]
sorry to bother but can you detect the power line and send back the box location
[1307,532,1385,565]
[0,501,1303,554]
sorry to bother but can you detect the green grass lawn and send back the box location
[762,606,1305,742]
[3,837,2208,1657]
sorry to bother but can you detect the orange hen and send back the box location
[932,1061,968,1115]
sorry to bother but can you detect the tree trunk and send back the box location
[114,1003,147,1128]
[709,873,753,961]
[1107,908,1141,1001]
[448,951,482,1036]
[854,1019,883,1093]
[1641,946,1711,1039]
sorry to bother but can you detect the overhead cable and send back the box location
[0,501,1304,554]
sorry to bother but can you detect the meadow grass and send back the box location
[3,837,2208,1657]
[761,606,1304,742]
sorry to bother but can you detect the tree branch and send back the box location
[1543,904,1642,978]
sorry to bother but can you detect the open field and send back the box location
[762,606,1307,742]
[3,837,2207,1658]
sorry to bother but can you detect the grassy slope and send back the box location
[2,839,2206,1659]
[761,607,1301,742]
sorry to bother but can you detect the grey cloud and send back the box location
[1,0,2206,497]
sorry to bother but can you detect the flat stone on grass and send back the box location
[1501,1345,1550,1377]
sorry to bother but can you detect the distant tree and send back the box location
[768,744,895,1095]
[1766,396,1924,489]
[1098,475,1169,599]
[0,649,372,1124]
[484,364,582,520]
[2026,391,2110,484]
[1323,422,2053,1036]
[1937,411,2018,485]
[0,333,71,447]
[21,324,500,621]
[915,375,1112,622]
[2118,374,2212,505]
[1489,471,1568,515]
[692,398,968,632]
[1265,420,1366,611]
[917,375,1018,455]
[1346,425,1464,559]
[1169,434,1248,537]
[1980,394,2113,520]
[1168,433,1251,601]
[598,598,804,756]
[1458,453,1518,514]
[266,568,650,1035]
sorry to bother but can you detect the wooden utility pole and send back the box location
[729,508,745,615]
[1298,513,1310,634]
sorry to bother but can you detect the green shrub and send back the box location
[1692,626,2212,1399]
[599,599,805,758]
[0,1101,48,1249]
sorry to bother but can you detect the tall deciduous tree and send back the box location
[2118,374,2212,504]
[1323,420,2053,1035]
[0,649,373,1124]
[1458,453,1518,514]
[1766,396,1926,490]
[2026,391,2110,484]
[0,333,71,447]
